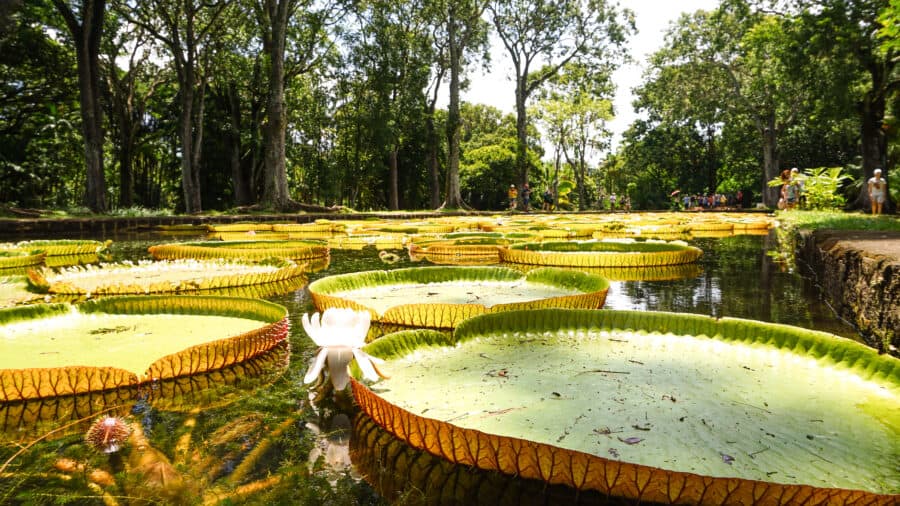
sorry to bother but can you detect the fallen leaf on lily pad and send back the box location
[618,436,644,445]
[721,453,735,465]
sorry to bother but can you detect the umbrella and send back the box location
[670,190,681,197]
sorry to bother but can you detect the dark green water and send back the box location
[0,232,862,505]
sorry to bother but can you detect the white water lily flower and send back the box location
[302,308,387,390]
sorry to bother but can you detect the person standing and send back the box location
[779,169,797,210]
[868,168,887,215]
[791,168,805,208]
[609,193,617,210]
[522,183,531,211]
[508,184,518,211]
[542,188,553,211]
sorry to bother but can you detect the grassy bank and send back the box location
[776,210,900,232]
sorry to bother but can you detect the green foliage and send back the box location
[776,210,900,233]
[554,179,576,209]
[890,169,900,204]
[878,1,900,55]
[800,167,851,210]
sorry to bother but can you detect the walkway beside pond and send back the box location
[797,229,900,355]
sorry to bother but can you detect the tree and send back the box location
[122,0,230,213]
[533,63,614,210]
[1,2,85,208]
[255,0,345,211]
[51,0,108,212]
[458,103,520,209]
[785,0,897,213]
[648,2,814,206]
[102,17,165,208]
[432,0,490,210]
[489,0,632,205]
[348,0,433,210]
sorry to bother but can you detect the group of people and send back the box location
[508,183,555,211]
[598,193,631,211]
[778,168,803,210]
[681,192,742,210]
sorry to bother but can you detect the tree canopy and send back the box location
[0,0,896,213]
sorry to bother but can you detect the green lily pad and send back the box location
[354,309,899,503]
[499,239,703,267]
[0,296,288,401]
[27,259,307,296]
[0,275,44,307]
[8,239,111,256]
[0,342,289,440]
[148,239,329,262]
[0,249,45,270]
[309,266,609,328]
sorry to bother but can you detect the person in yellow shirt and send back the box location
[508,184,518,211]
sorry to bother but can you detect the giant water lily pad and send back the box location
[0,276,43,307]
[148,239,328,262]
[353,309,899,504]
[9,239,111,256]
[26,259,307,296]
[0,296,288,401]
[1,240,110,269]
[1,342,289,441]
[0,249,45,270]
[408,236,509,265]
[308,267,608,328]
[499,239,703,267]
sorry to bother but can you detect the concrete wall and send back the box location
[797,229,900,354]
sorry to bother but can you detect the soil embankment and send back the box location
[797,229,900,353]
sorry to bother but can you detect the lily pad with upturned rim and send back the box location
[148,239,329,262]
[353,309,899,504]
[0,250,45,270]
[503,262,703,282]
[26,259,308,296]
[308,266,608,329]
[7,239,112,257]
[499,239,703,267]
[0,295,289,401]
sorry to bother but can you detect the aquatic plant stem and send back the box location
[0,405,123,474]
[226,416,296,485]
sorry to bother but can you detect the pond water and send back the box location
[0,231,866,505]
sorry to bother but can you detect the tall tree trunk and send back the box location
[179,81,202,213]
[855,88,894,213]
[426,113,441,208]
[388,148,399,210]
[53,0,107,212]
[706,124,717,196]
[514,79,528,208]
[227,82,250,206]
[262,0,293,210]
[760,116,779,207]
[108,71,134,208]
[118,134,133,207]
[440,6,467,210]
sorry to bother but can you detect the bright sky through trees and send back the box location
[461,0,721,149]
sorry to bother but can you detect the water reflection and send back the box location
[603,234,857,340]
[0,343,291,440]
[351,413,637,506]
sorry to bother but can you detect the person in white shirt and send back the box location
[868,168,887,215]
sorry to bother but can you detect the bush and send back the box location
[800,167,850,210]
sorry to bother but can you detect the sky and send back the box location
[460,0,721,151]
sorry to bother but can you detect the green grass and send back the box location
[777,210,900,232]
